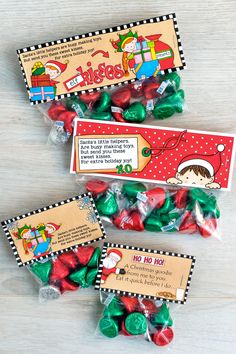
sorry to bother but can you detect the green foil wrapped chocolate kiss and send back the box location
[103,296,124,317]
[189,188,209,205]
[153,88,185,119]
[161,72,181,92]
[152,101,176,120]
[99,317,119,338]
[122,181,147,198]
[157,194,173,214]
[69,266,89,288]
[93,92,111,112]
[96,191,118,216]
[90,111,112,121]
[87,247,101,268]
[66,96,87,114]
[170,89,185,113]
[144,215,163,232]
[85,267,98,286]
[201,196,220,218]
[123,102,146,123]
[125,312,147,335]
[150,303,173,327]
[30,260,52,283]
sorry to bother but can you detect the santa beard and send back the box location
[103,256,118,269]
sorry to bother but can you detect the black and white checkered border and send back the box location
[1,192,106,267]
[16,13,186,105]
[95,242,195,305]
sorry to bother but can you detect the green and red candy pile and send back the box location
[47,72,185,143]
[85,179,220,238]
[99,294,174,347]
[29,246,101,300]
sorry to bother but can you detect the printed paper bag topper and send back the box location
[71,120,236,191]
[95,243,196,304]
[17,14,185,104]
[1,194,106,266]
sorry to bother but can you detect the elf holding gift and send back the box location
[30,59,68,99]
[111,30,175,79]
[13,222,61,258]
[167,144,225,189]
[45,60,68,88]
[101,249,126,284]
[111,30,138,76]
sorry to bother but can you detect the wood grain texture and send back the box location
[0,1,236,353]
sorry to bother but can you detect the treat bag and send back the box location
[40,72,186,145]
[28,246,101,302]
[81,178,221,239]
[97,292,174,347]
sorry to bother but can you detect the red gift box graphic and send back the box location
[31,74,51,87]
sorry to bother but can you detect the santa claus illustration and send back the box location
[167,144,225,189]
[101,249,126,284]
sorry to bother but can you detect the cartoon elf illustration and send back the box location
[101,249,126,284]
[167,144,225,189]
[44,60,68,94]
[111,30,174,79]
[31,59,68,96]
[111,30,138,76]
[44,60,68,85]
[13,222,61,258]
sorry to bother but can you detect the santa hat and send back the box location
[178,144,225,177]
[45,60,68,73]
[107,249,122,261]
[46,222,61,232]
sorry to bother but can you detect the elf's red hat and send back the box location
[107,249,122,260]
[178,144,225,177]
[46,222,61,232]
[45,60,68,73]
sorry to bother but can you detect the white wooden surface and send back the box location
[0,1,236,353]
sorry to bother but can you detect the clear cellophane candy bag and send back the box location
[78,177,221,239]
[97,292,174,347]
[28,246,101,302]
[38,72,186,145]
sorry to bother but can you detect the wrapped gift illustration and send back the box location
[31,74,51,87]
[29,86,55,101]
[29,229,46,246]
[27,229,51,258]
[129,37,159,80]
[133,39,156,64]
[31,61,45,76]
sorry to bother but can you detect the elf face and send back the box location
[22,229,32,239]
[45,226,54,234]
[45,66,60,80]
[176,170,213,186]
[123,38,137,53]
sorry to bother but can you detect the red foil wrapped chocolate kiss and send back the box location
[85,180,109,198]
[74,246,95,266]
[152,327,174,346]
[58,250,78,270]
[50,258,70,282]
[79,92,101,105]
[111,87,131,109]
[48,102,66,120]
[145,188,166,209]
[121,296,140,313]
[60,278,79,294]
